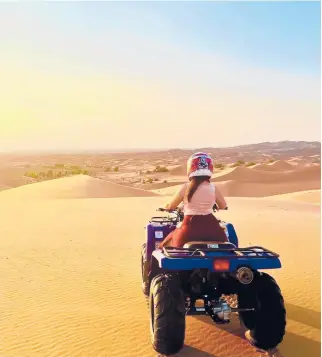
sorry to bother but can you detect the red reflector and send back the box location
[213,259,230,271]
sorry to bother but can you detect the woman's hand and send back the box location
[178,203,184,211]
[215,186,227,210]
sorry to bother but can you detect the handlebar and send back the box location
[157,205,228,213]
[157,207,182,214]
[213,204,228,211]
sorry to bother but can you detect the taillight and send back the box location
[213,259,230,271]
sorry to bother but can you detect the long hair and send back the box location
[185,176,210,202]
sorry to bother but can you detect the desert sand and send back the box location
[270,190,321,204]
[0,175,158,200]
[0,146,320,357]
[252,160,294,171]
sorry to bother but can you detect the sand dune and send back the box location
[152,183,184,196]
[0,184,11,192]
[288,158,305,164]
[215,180,321,197]
[268,189,321,204]
[215,165,320,197]
[251,163,273,171]
[292,165,321,180]
[213,166,283,182]
[155,180,321,198]
[212,165,320,183]
[143,180,186,191]
[0,195,319,357]
[288,158,313,167]
[0,175,158,200]
[268,160,295,171]
[155,166,321,197]
[252,160,294,171]
[169,164,186,176]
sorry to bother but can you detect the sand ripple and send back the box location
[0,196,320,357]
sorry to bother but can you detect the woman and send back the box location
[159,152,228,249]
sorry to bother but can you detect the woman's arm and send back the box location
[164,184,186,210]
[215,186,227,209]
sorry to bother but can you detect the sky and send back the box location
[0,1,320,151]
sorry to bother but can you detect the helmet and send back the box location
[187,152,213,179]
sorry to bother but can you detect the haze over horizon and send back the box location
[0,1,320,152]
[0,140,320,155]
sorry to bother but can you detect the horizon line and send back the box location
[0,140,320,155]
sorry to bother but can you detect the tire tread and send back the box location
[150,274,186,355]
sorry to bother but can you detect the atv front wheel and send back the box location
[140,243,150,296]
[238,272,286,351]
[149,273,186,355]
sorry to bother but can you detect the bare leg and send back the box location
[159,231,174,249]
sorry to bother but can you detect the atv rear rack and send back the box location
[162,246,279,259]
[153,245,281,271]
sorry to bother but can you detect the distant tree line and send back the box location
[24,169,90,180]
[104,166,119,172]
[45,163,120,172]
[154,165,169,173]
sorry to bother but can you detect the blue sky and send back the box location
[0,1,320,150]
[106,1,320,73]
[2,1,319,71]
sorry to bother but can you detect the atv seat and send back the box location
[183,241,236,249]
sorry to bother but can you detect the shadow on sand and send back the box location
[170,344,218,357]
[285,303,320,330]
[193,313,246,338]
[279,331,320,357]
[279,303,321,357]
[187,303,321,357]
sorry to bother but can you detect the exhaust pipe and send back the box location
[236,267,254,284]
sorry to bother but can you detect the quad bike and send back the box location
[140,206,286,356]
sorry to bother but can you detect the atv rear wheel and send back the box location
[149,273,186,355]
[238,272,286,351]
[140,243,150,296]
